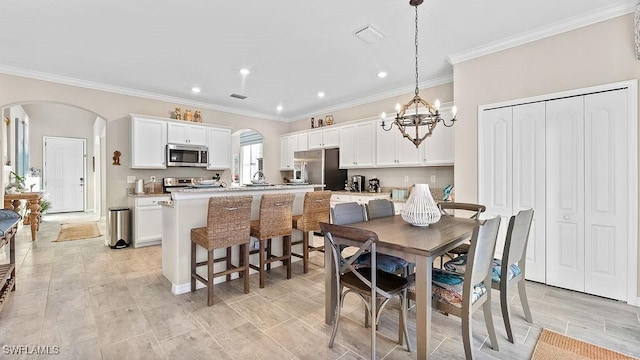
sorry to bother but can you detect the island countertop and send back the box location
[169,184,321,200]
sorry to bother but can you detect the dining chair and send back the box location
[365,198,395,219]
[410,216,501,359]
[444,209,534,343]
[438,202,486,267]
[190,196,253,306]
[332,202,409,275]
[249,193,295,288]
[320,222,411,360]
[291,190,332,273]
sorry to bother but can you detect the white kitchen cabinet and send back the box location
[167,122,207,145]
[329,193,389,208]
[375,119,422,167]
[339,121,375,168]
[308,127,339,149]
[129,195,171,248]
[297,132,308,151]
[423,107,455,165]
[206,126,231,170]
[279,135,298,170]
[130,115,167,169]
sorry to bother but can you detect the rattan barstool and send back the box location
[191,195,253,306]
[249,193,295,288]
[291,191,331,274]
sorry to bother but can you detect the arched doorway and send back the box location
[1,102,107,217]
[231,129,264,185]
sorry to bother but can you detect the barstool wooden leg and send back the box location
[259,240,266,288]
[226,247,232,282]
[242,244,250,294]
[207,249,214,306]
[266,238,272,270]
[302,231,310,274]
[191,242,197,292]
[285,235,292,279]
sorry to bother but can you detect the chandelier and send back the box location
[380,0,457,148]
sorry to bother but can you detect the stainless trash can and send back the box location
[108,207,130,249]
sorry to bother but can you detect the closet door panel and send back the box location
[546,96,585,292]
[513,102,546,283]
[479,107,513,254]
[583,89,628,301]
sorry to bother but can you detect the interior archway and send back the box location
[231,128,264,185]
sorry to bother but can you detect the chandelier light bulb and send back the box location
[452,106,458,117]
[395,103,401,112]
[434,99,440,111]
[380,112,386,119]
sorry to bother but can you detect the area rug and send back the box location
[531,328,638,360]
[54,222,101,242]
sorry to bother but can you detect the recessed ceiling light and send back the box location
[240,68,250,75]
[191,87,201,93]
[317,91,325,98]
[276,105,283,112]
[377,71,387,78]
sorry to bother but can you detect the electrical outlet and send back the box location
[150,176,156,183]
[430,175,436,183]
[127,176,136,184]
[404,175,409,182]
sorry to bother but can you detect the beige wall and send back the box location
[453,14,640,298]
[0,73,289,210]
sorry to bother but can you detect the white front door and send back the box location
[44,137,85,213]
[545,96,585,292]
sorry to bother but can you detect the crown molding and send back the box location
[0,65,288,122]
[289,74,454,121]
[448,0,637,65]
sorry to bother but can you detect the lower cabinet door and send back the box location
[134,205,164,247]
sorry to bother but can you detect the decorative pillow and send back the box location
[443,255,521,283]
[353,252,409,274]
[431,269,486,308]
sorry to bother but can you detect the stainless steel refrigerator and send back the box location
[293,148,347,191]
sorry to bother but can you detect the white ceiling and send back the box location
[0,0,633,121]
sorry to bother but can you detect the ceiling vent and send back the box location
[230,93,247,100]
[353,24,385,44]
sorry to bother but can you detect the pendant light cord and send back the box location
[414,5,419,96]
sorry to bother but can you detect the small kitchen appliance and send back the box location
[351,175,365,192]
[166,144,208,167]
[368,178,380,193]
[134,179,145,194]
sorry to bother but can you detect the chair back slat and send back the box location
[503,209,535,268]
[206,195,253,247]
[465,216,501,287]
[257,193,295,238]
[439,202,486,219]
[365,199,395,220]
[331,202,365,225]
[296,191,332,231]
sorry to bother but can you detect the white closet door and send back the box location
[479,107,513,254]
[546,96,585,292]
[583,89,628,301]
[512,102,546,283]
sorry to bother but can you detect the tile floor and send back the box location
[0,212,639,359]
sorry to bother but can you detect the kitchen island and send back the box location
[161,184,317,294]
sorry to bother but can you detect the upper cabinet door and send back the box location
[354,121,375,167]
[297,133,308,151]
[167,122,207,145]
[339,125,356,168]
[131,116,167,169]
[308,130,324,149]
[424,107,455,165]
[376,120,398,166]
[322,127,340,148]
[206,127,231,170]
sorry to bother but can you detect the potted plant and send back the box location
[5,171,26,194]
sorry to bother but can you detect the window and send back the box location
[241,143,263,184]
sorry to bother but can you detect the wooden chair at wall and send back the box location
[438,202,486,267]
[320,222,411,359]
[445,209,535,343]
[190,196,253,306]
[249,193,295,288]
[409,216,501,359]
[291,191,332,273]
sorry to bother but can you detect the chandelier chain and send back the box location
[414,5,419,96]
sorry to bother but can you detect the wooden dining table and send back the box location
[4,192,43,241]
[324,214,479,359]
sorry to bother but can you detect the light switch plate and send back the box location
[150,176,156,182]
[430,175,436,183]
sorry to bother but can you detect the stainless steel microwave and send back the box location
[166,144,208,167]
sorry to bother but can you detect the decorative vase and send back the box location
[401,184,441,226]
